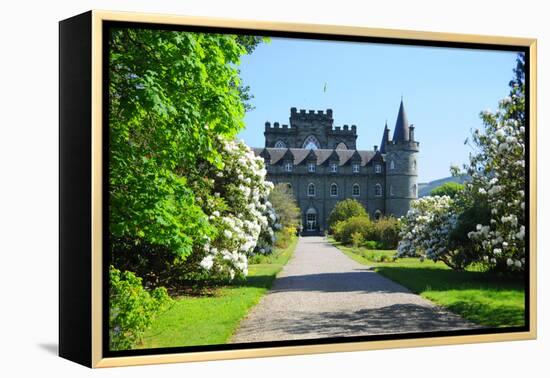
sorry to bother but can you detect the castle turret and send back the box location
[380,121,390,153]
[385,99,419,217]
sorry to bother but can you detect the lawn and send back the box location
[139,237,298,348]
[329,239,525,328]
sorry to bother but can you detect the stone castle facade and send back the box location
[253,100,419,234]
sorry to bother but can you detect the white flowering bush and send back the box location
[197,138,275,279]
[397,196,468,269]
[462,55,526,272]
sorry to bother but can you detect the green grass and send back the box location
[139,237,298,348]
[329,238,525,328]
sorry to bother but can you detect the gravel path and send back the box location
[231,236,479,343]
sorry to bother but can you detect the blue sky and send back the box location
[237,37,519,183]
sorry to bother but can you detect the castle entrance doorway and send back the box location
[306,208,317,231]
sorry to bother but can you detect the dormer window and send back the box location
[330,163,338,173]
[285,162,293,172]
[274,140,286,148]
[375,164,382,173]
[352,164,360,173]
[308,163,316,173]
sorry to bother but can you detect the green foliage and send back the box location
[430,182,464,198]
[372,216,401,249]
[333,215,400,249]
[109,27,263,259]
[351,231,364,248]
[274,227,297,249]
[327,199,367,233]
[269,184,301,229]
[109,266,172,351]
[333,216,373,245]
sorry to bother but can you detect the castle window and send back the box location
[285,162,293,172]
[412,184,417,197]
[375,183,382,197]
[352,164,360,173]
[274,140,287,148]
[352,183,360,196]
[308,163,316,173]
[302,135,321,150]
[330,163,338,173]
[336,142,348,150]
[390,160,395,170]
[390,185,394,197]
[374,210,382,221]
[413,160,417,170]
[308,183,316,197]
[375,164,382,173]
[330,183,338,197]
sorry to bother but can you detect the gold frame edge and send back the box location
[89,9,538,368]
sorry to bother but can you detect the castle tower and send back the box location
[384,99,419,217]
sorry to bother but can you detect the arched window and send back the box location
[374,210,382,221]
[412,183,417,197]
[335,142,348,150]
[413,160,417,170]
[330,183,338,197]
[352,183,360,196]
[308,183,316,197]
[302,135,321,149]
[374,183,382,197]
[274,140,286,148]
[390,184,394,197]
[390,160,395,170]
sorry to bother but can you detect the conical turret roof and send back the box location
[392,99,410,142]
[380,121,389,153]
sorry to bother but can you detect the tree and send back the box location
[327,199,368,233]
[463,53,526,272]
[430,182,464,198]
[268,184,301,229]
[108,28,266,260]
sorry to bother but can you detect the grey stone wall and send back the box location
[384,140,419,217]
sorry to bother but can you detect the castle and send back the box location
[253,100,419,234]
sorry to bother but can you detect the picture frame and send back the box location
[59,9,537,368]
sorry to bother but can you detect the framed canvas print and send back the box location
[59,10,537,368]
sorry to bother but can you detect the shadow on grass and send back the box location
[445,301,525,328]
[374,266,525,293]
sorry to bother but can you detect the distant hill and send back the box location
[418,175,470,197]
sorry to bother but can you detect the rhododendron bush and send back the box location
[397,196,464,269]
[463,54,526,272]
[194,138,275,280]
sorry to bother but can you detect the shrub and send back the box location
[333,216,373,245]
[274,226,297,249]
[109,266,172,351]
[364,240,380,250]
[351,232,364,248]
[372,217,401,249]
[327,199,367,233]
